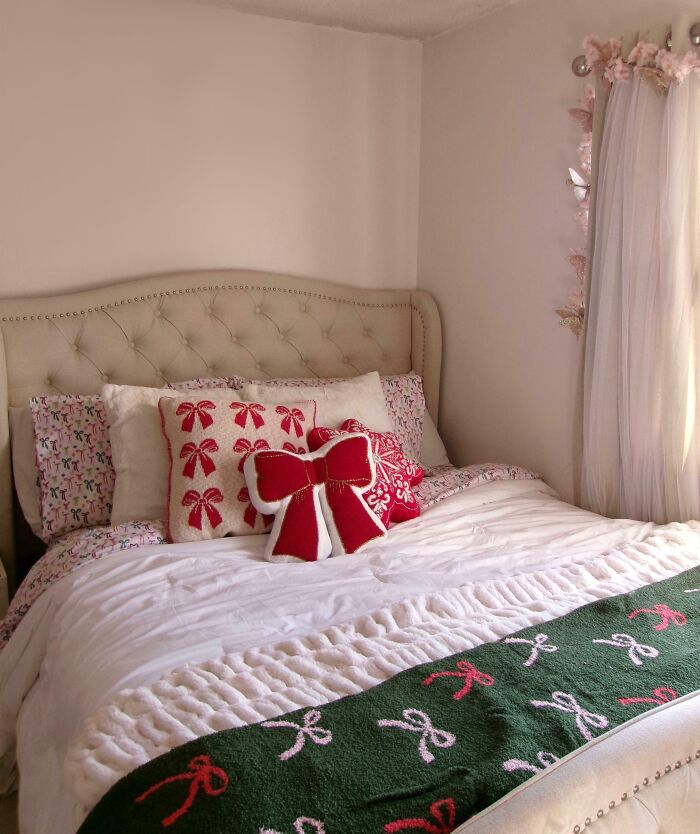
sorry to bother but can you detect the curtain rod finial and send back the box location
[572,55,591,77]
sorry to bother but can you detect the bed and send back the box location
[0,270,699,834]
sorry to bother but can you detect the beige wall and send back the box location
[418,0,698,502]
[0,0,421,296]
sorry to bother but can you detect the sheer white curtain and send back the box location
[581,71,700,522]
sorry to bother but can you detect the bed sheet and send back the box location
[0,478,658,834]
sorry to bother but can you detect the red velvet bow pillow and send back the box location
[244,433,386,562]
[308,419,424,527]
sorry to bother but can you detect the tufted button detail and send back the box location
[299,303,307,312]
[322,330,329,338]
[255,362,261,370]
[128,340,135,349]
[206,307,213,315]
[342,356,350,364]
[231,335,239,344]
[71,343,79,352]
[154,310,161,318]
[254,305,262,314]
[101,374,109,383]
[44,377,52,386]
[206,366,214,374]
[363,328,371,337]
[181,337,189,347]
[278,333,286,341]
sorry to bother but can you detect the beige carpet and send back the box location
[0,793,18,834]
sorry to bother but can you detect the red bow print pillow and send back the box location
[244,433,387,562]
[159,394,317,542]
[308,419,424,527]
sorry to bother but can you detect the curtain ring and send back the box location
[689,23,700,47]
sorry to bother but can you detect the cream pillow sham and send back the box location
[240,372,393,432]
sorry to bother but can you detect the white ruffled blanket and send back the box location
[0,473,686,834]
[64,524,700,821]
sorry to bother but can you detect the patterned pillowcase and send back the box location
[308,419,424,528]
[19,379,235,538]
[242,372,426,462]
[379,373,425,464]
[167,377,237,391]
[30,395,115,542]
[158,393,317,543]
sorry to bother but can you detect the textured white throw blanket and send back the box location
[0,478,684,834]
[65,523,700,817]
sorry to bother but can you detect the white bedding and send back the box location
[0,478,690,834]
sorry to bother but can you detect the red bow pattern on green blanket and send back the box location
[77,563,700,834]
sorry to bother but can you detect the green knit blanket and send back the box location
[78,565,700,834]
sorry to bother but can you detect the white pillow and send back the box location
[420,412,451,469]
[9,405,42,536]
[241,371,394,432]
[102,384,242,525]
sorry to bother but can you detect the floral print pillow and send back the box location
[30,395,115,542]
[166,377,237,392]
[379,373,425,464]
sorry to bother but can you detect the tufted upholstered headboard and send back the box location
[0,269,441,594]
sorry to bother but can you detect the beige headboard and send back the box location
[0,269,441,593]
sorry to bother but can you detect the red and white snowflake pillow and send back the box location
[158,393,316,542]
[308,419,424,528]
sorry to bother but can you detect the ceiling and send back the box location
[188,0,523,40]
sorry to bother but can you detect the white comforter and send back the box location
[1,478,697,834]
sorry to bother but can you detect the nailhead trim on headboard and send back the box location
[0,270,441,595]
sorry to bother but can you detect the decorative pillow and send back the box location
[30,395,115,541]
[308,419,424,528]
[103,384,234,526]
[240,371,445,466]
[244,433,386,562]
[421,412,451,470]
[9,405,43,536]
[240,371,393,433]
[158,393,317,543]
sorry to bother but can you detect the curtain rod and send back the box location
[571,22,700,76]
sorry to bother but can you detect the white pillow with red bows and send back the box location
[158,392,316,543]
[244,433,387,563]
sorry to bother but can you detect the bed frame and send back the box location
[0,269,441,594]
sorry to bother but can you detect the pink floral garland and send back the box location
[584,36,700,89]
[557,34,700,337]
[557,84,592,337]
